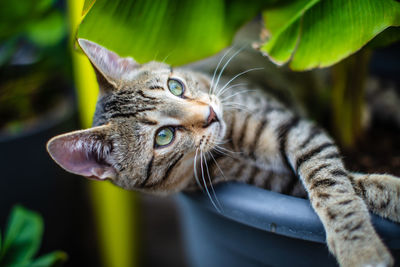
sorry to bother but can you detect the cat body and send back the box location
[47,39,400,267]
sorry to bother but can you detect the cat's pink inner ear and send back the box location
[77,38,139,84]
[47,129,116,180]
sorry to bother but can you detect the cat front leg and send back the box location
[350,173,400,223]
[221,93,394,266]
[280,117,393,267]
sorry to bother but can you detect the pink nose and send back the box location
[204,106,219,127]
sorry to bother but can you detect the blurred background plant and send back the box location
[0,1,98,267]
[0,0,70,137]
[0,206,67,267]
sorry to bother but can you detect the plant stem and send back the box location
[331,49,371,148]
[67,1,138,267]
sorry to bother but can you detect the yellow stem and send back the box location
[67,1,138,266]
[331,49,370,148]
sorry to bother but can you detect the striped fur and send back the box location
[212,88,398,267]
[47,40,400,267]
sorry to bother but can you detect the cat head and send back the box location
[47,39,226,195]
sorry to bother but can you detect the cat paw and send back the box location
[351,173,400,223]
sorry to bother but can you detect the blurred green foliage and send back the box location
[0,0,71,135]
[0,206,67,267]
[0,0,56,40]
[0,0,67,66]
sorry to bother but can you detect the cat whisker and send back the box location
[212,148,233,158]
[221,100,249,106]
[223,107,250,114]
[209,46,234,95]
[212,146,238,159]
[200,150,222,213]
[215,83,248,98]
[161,51,173,64]
[204,151,223,212]
[215,144,242,155]
[213,44,247,95]
[222,102,251,113]
[216,68,263,97]
[193,148,204,191]
[222,101,250,108]
[152,50,159,62]
[220,89,256,102]
[209,152,228,184]
[213,139,229,145]
[222,102,249,110]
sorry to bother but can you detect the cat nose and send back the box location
[204,106,219,127]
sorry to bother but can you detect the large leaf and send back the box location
[261,0,319,65]
[261,0,400,70]
[82,0,96,16]
[0,206,43,266]
[77,0,274,65]
[263,0,319,37]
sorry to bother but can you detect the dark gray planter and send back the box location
[177,182,400,267]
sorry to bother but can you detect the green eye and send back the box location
[168,78,184,96]
[155,127,175,147]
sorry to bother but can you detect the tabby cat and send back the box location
[47,39,400,267]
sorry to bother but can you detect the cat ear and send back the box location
[47,125,117,180]
[77,38,139,89]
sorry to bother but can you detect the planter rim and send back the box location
[180,182,400,248]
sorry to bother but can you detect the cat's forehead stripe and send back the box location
[138,119,158,126]
[100,90,161,120]
[109,107,156,119]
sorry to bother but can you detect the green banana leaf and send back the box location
[261,0,400,71]
[77,0,275,65]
